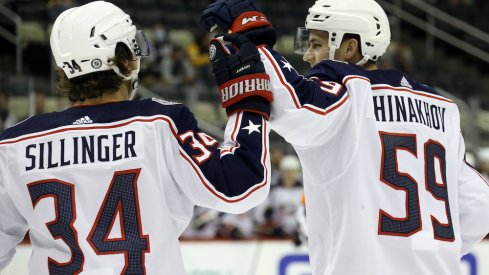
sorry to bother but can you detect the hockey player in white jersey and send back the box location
[0,1,274,274]
[201,0,489,274]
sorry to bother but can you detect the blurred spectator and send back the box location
[479,148,489,181]
[181,206,219,239]
[144,24,174,80]
[186,30,211,79]
[161,45,199,107]
[143,25,202,107]
[481,162,489,181]
[186,30,218,107]
[255,155,303,237]
[465,151,477,167]
[0,89,17,132]
[35,90,46,115]
[154,24,170,50]
[162,46,196,86]
[294,193,308,246]
[270,147,285,187]
[380,41,414,75]
[20,90,48,122]
[217,212,255,239]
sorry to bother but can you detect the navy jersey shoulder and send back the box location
[307,61,447,100]
[305,60,369,83]
[365,69,446,98]
[0,99,193,141]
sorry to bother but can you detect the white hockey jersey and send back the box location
[258,46,489,275]
[0,99,270,274]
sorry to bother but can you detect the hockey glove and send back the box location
[210,33,273,119]
[200,0,276,47]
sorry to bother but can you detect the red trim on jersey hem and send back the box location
[0,116,178,145]
[343,75,371,84]
[302,94,350,115]
[372,85,454,103]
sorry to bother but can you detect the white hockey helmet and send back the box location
[294,0,391,65]
[50,1,150,97]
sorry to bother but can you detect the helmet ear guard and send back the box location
[296,0,390,65]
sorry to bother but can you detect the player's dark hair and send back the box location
[56,43,132,102]
[342,33,362,55]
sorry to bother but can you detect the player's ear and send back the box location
[343,38,359,60]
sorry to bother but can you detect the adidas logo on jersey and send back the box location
[73,116,93,125]
[400,76,413,89]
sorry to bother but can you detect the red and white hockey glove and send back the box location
[210,33,273,119]
[200,0,276,47]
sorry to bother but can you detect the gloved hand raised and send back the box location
[209,33,273,119]
[200,0,276,47]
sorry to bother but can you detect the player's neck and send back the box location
[363,63,378,71]
[72,84,130,107]
[349,55,378,71]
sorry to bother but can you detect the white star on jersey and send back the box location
[281,60,295,72]
[242,120,261,134]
